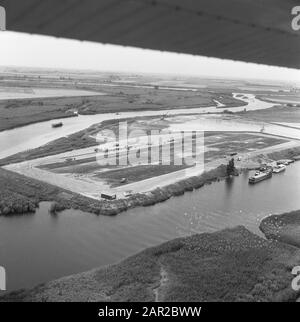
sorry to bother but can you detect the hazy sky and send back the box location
[1,31,300,83]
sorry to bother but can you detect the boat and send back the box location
[249,169,272,184]
[52,122,63,128]
[277,159,294,165]
[273,164,286,174]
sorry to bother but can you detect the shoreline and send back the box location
[0,164,230,217]
[2,225,299,302]
[2,144,300,217]
[260,210,300,248]
[0,100,247,134]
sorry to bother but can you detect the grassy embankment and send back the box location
[265,146,300,161]
[256,94,300,107]
[237,105,300,123]
[0,164,229,217]
[2,226,299,302]
[260,210,300,249]
[258,149,300,248]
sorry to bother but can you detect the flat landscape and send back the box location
[2,69,300,209]
[2,110,291,200]
[2,67,300,299]
[0,69,245,132]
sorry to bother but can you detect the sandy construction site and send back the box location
[4,112,296,200]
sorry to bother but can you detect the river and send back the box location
[1,162,300,292]
[0,93,275,159]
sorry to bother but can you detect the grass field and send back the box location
[238,105,300,123]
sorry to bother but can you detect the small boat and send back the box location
[52,122,63,128]
[249,169,272,184]
[277,159,294,165]
[273,164,286,173]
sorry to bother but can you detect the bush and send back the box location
[49,202,66,214]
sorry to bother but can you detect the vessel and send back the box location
[249,169,272,184]
[272,164,286,174]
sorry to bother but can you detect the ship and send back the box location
[272,164,286,173]
[277,159,294,165]
[52,122,63,128]
[249,169,272,184]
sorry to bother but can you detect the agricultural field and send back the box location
[0,71,245,132]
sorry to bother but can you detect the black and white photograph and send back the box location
[0,0,300,310]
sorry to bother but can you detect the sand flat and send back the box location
[0,87,105,100]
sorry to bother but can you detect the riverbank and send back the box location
[3,142,300,217]
[240,145,300,171]
[260,210,300,248]
[0,116,169,166]
[0,164,229,217]
[266,146,300,161]
[2,226,299,302]
[0,82,244,132]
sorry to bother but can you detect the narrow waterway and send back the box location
[0,93,275,159]
[1,162,300,292]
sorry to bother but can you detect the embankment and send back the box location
[260,210,300,248]
[266,146,300,161]
[2,226,299,302]
[0,164,229,217]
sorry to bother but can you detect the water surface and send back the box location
[1,162,300,292]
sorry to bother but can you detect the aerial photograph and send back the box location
[0,0,300,313]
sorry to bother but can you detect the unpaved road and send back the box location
[4,140,300,199]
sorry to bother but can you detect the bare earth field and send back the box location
[3,123,290,200]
